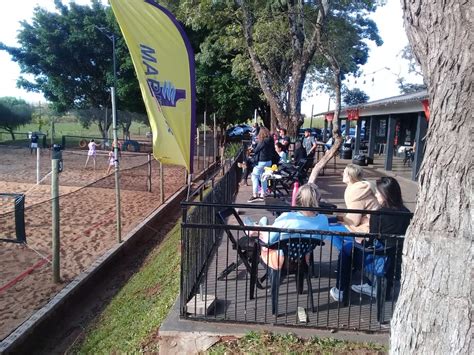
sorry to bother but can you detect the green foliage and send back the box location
[0,1,144,126]
[181,0,382,134]
[397,79,427,95]
[177,1,267,129]
[0,97,33,137]
[223,142,242,159]
[208,331,388,354]
[75,223,182,354]
[343,88,370,106]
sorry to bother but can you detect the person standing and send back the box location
[84,139,100,170]
[30,133,39,155]
[248,127,276,202]
[302,128,317,160]
[105,150,115,175]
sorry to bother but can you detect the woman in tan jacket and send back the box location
[337,164,379,233]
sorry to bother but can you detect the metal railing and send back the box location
[180,149,243,313]
[180,202,411,332]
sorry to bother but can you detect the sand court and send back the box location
[0,145,186,340]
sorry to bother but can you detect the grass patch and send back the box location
[208,331,387,354]
[74,223,181,354]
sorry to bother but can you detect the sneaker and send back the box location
[247,196,264,203]
[351,283,376,297]
[330,287,344,302]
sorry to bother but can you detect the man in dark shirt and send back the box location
[278,128,290,152]
[30,133,39,155]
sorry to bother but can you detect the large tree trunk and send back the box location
[390,1,472,353]
[308,61,343,183]
[237,0,329,136]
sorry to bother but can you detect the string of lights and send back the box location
[345,67,400,86]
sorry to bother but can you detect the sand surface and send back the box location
[0,146,188,340]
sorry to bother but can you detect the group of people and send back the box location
[247,163,411,302]
[243,125,322,203]
[83,139,120,175]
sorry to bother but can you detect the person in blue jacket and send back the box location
[251,183,329,269]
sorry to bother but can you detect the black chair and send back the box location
[216,208,266,294]
[258,235,325,315]
[278,159,308,190]
[342,240,403,323]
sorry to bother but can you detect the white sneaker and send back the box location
[351,283,376,297]
[330,287,344,302]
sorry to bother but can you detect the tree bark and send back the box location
[308,53,343,183]
[237,0,329,135]
[390,1,472,353]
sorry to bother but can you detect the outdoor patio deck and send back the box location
[182,154,416,332]
[186,226,396,331]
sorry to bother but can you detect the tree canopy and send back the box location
[0,97,33,139]
[0,0,144,138]
[342,88,369,106]
[181,0,382,134]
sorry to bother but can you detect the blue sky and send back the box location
[0,0,423,115]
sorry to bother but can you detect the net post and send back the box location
[15,194,26,243]
[36,147,40,185]
[147,153,152,192]
[204,111,207,170]
[160,161,164,204]
[51,158,60,283]
[111,86,122,244]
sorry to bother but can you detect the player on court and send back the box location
[84,139,100,170]
[106,150,115,175]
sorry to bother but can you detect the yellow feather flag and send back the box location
[110,0,195,172]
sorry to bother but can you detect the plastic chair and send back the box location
[260,236,325,315]
[342,241,403,323]
[216,208,267,294]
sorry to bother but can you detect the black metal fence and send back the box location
[180,202,411,332]
[180,149,243,313]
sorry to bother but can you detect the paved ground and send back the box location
[237,155,418,220]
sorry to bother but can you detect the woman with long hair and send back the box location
[247,127,276,202]
[331,176,411,301]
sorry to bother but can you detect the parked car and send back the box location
[226,124,252,137]
[340,126,366,139]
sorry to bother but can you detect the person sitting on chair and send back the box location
[330,176,411,302]
[337,164,379,234]
[292,140,307,165]
[275,142,289,164]
[249,183,329,270]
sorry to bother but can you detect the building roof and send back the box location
[317,90,428,118]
